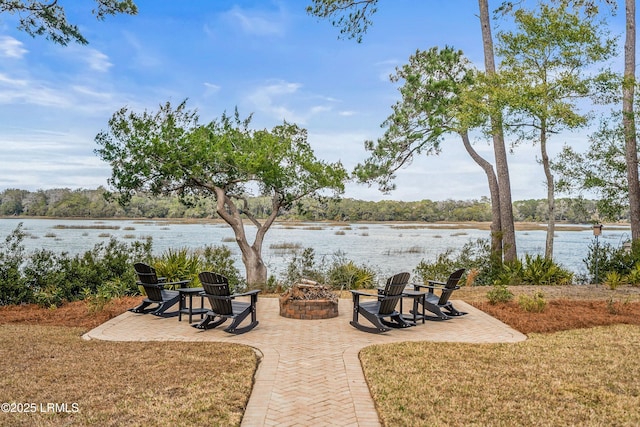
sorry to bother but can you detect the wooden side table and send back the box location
[399,290,426,324]
[178,287,207,323]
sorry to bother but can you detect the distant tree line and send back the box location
[0,187,622,224]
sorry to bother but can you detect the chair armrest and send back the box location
[419,283,461,292]
[231,289,261,298]
[137,281,164,290]
[413,283,437,294]
[164,279,192,289]
[427,279,446,286]
[201,289,261,300]
[350,290,377,297]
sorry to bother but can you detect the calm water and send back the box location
[0,218,631,279]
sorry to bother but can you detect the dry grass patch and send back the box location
[361,324,640,427]
[0,324,257,427]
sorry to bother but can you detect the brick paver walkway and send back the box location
[84,297,526,426]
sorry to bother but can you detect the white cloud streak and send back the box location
[0,36,27,58]
[224,5,286,37]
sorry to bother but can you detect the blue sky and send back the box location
[0,0,626,201]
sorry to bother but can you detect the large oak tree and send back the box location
[95,101,347,286]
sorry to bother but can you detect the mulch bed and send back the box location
[2,295,640,335]
[471,299,640,334]
[0,296,143,329]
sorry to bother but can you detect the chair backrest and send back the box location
[134,262,163,301]
[379,272,410,315]
[438,268,466,305]
[199,271,233,315]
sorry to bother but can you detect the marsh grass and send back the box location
[383,246,424,255]
[0,324,257,427]
[269,242,302,253]
[52,225,121,230]
[361,325,640,427]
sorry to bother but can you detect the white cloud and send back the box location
[84,49,113,72]
[0,74,71,107]
[224,5,285,37]
[204,82,221,96]
[246,80,302,122]
[0,36,27,58]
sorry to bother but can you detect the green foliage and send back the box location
[414,249,459,285]
[284,248,326,286]
[354,46,478,193]
[200,245,244,291]
[626,263,640,287]
[413,238,573,288]
[95,100,347,286]
[518,291,547,313]
[414,238,499,287]
[486,284,514,305]
[3,0,138,46]
[0,187,616,223]
[283,248,376,290]
[153,247,201,284]
[603,271,624,290]
[553,115,633,221]
[584,240,640,283]
[84,277,133,313]
[0,224,151,306]
[306,0,378,43]
[520,254,573,286]
[0,223,31,305]
[326,257,375,290]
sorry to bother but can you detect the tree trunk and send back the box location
[461,132,502,258]
[623,0,640,241]
[242,248,268,287]
[540,121,555,259]
[213,187,273,288]
[478,0,517,263]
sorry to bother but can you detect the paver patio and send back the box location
[84,297,526,426]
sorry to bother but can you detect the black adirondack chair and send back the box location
[129,262,190,316]
[194,271,260,334]
[414,268,467,320]
[350,272,413,333]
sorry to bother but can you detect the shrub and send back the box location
[625,263,640,287]
[0,224,32,305]
[603,271,624,290]
[584,239,640,284]
[326,259,375,290]
[486,284,514,304]
[84,277,134,313]
[284,247,326,286]
[153,247,201,284]
[0,224,152,307]
[199,245,244,291]
[520,254,573,286]
[414,238,502,287]
[518,291,547,313]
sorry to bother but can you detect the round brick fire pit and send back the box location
[279,281,339,320]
